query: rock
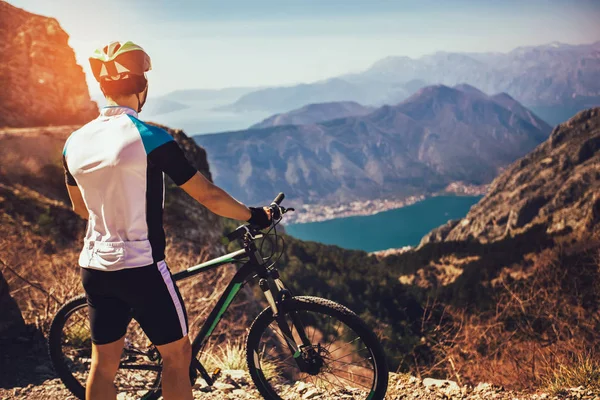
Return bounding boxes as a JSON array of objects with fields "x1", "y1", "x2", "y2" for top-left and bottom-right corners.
[
  {"x1": 302, "y1": 388, "x2": 320, "y2": 399},
  {"x1": 0, "y1": 2, "x2": 98, "y2": 128},
  {"x1": 295, "y1": 381, "x2": 308, "y2": 394},
  {"x1": 423, "y1": 378, "x2": 460, "y2": 390},
  {"x1": 213, "y1": 382, "x2": 236, "y2": 393},
  {"x1": 232, "y1": 389, "x2": 247, "y2": 397},
  {"x1": 0, "y1": 269, "x2": 26, "y2": 339},
  {"x1": 475, "y1": 382, "x2": 493, "y2": 392}
]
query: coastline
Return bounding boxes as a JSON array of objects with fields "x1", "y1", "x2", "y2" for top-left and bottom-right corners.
[{"x1": 284, "y1": 182, "x2": 488, "y2": 225}]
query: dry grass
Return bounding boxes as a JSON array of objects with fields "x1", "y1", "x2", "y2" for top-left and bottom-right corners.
[
  {"x1": 201, "y1": 335, "x2": 249, "y2": 372},
  {"x1": 544, "y1": 352, "x2": 600, "y2": 395},
  {"x1": 417, "y1": 243, "x2": 600, "y2": 391}
]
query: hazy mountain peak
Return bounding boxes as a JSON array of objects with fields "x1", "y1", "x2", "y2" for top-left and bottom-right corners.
[{"x1": 453, "y1": 83, "x2": 487, "y2": 97}]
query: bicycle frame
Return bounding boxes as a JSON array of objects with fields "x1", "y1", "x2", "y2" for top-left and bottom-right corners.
[{"x1": 170, "y1": 234, "x2": 289, "y2": 385}]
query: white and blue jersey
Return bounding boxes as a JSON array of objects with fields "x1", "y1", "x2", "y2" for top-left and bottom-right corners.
[{"x1": 63, "y1": 106, "x2": 197, "y2": 271}]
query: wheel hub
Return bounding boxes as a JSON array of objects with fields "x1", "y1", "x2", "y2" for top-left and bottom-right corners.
[{"x1": 301, "y1": 344, "x2": 328, "y2": 375}]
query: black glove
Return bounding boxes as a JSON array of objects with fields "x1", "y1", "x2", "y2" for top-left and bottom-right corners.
[{"x1": 247, "y1": 207, "x2": 271, "y2": 229}]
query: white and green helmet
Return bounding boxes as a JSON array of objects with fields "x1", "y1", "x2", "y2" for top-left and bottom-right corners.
[{"x1": 89, "y1": 41, "x2": 152, "y2": 83}]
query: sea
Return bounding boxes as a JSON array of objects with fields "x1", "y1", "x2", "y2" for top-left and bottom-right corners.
[{"x1": 284, "y1": 195, "x2": 482, "y2": 252}]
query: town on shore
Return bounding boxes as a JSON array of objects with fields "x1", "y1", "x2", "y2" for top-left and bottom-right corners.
[{"x1": 284, "y1": 182, "x2": 488, "y2": 225}]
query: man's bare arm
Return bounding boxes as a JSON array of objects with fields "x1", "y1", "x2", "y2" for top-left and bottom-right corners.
[
  {"x1": 180, "y1": 172, "x2": 252, "y2": 221},
  {"x1": 66, "y1": 185, "x2": 89, "y2": 219}
]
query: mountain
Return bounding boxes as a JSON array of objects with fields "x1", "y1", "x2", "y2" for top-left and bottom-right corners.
[
  {"x1": 219, "y1": 42, "x2": 600, "y2": 124},
  {"x1": 0, "y1": 2, "x2": 98, "y2": 127},
  {"x1": 250, "y1": 101, "x2": 374, "y2": 129},
  {"x1": 194, "y1": 84, "x2": 552, "y2": 205},
  {"x1": 222, "y1": 78, "x2": 425, "y2": 114},
  {"x1": 222, "y1": 78, "x2": 367, "y2": 113},
  {"x1": 421, "y1": 107, "x2": 600, "y2": 245}
]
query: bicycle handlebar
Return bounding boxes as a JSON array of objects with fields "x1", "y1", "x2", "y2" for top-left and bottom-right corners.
[
  {"x1": 226, "y1": 192, "x2": 293, "y2": 243},
  {"x1": 272, "y1": 192, "x2": 285, "y2": 206}
]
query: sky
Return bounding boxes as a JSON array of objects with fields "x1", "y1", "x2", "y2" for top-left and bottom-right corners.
[{"x1": 8, "y1": 0, "x2": 600, "y2": 96}]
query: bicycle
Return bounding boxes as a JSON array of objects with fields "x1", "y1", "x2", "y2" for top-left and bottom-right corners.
[{"x1": 48, "y1": 193, "x2": 389, "y2": 399}]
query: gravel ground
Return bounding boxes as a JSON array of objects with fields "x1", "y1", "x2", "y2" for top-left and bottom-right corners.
[
  {"x1": 2, "y1": 370, "x2": 599, "y2": 400},
  {"x1": 0, "y1": 329, "x2": 598, "y2": 399}
]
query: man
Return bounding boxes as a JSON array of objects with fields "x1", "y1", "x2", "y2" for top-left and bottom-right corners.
[{"x1": 62, "y1": 41, "x2": 271, "y2": 400}]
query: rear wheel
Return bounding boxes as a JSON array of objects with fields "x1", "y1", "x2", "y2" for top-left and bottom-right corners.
[
  {"x1": 48, "y1": 295, "x2": 163, "y2": 400},
  {"x1": 246, "y1": 296, "x2": 388, "y2": 400}
]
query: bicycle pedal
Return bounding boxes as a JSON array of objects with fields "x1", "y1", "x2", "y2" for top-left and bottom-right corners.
[{"x1": 211, "y1": 367, "x2": 222, "y2": 380}]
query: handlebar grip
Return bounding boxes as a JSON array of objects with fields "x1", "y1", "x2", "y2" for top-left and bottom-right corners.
[{"x1": 272, "y1": 192, "x2": 285, "y2": 205}]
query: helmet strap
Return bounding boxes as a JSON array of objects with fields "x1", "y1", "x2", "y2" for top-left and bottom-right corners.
[{"x1": 136, "y1": 84, "x2": 149, "y2": 113}]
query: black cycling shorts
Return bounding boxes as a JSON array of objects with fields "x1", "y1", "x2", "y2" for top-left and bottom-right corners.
[{"x1": 81, "y1": 261, "x2": 188, "y2": 346}]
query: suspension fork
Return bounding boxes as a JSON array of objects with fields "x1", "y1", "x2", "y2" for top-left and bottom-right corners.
[
  {"x1": 259, "y1": 271, "x2": 312, "y2": 371},
  {"x1": 272, "y1": 269, "x2": 312, "y2": 348}
]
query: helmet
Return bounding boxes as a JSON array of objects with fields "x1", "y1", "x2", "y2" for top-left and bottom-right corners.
[{"x1": 89, "y1": 41, "x2": 151, "y2": 96}]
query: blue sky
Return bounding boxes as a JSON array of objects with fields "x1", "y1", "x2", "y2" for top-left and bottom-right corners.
[{"x1": 9, "y1": 0, "x2": 600, "y2": 96}]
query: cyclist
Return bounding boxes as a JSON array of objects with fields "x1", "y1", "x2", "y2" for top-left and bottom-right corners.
[{"x1": 62, "y1": 41, "x2": 271, "y2": 400}]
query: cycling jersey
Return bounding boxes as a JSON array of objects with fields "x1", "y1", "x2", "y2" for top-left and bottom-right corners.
[{"x1": 62, "y1": 106, "x2": 197, "y2": 271}]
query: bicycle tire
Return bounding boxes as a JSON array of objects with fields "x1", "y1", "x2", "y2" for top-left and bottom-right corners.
[
  {"x1": 246, "y1": 296, "x2": 388, "y2": 400},
  {"x1": 48, "y1": 295, "x2": 163, "y2": 400}
]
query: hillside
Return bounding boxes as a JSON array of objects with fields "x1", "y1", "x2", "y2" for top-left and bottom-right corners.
[
  {"x1": 0, "y1": 2, "x2": 98, "y2": 127},
  {"x1": 219, "y1": 42, "x2": 600, "y2": 124},
  {"x1": 421, "y1": 107, "x2": 600, "y2": 244},
  {"x1": 264, "y1": 108, "x2": 600, "y2": 391},
  {"x1": 250, "y1": 101, "x2": 374, "y2": 129},
  {"x1": 195, "y1": 84, "x2": 551, "y2": 206}
]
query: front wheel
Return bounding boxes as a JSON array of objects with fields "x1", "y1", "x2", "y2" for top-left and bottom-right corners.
[{"x1": 246, "y1": 296, "x2": 388, "y2": 400}]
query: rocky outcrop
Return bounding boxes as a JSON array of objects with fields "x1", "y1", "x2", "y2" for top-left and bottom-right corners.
[
  {"x1": 0, "y1": 270, "x2": 26, "y2": 339},
  {"x1": 0, "y1": 2, "x2": 98, "y2": 127},
  {"x1": 421, "y1": 108, "x2": 600, "y2": 245}
]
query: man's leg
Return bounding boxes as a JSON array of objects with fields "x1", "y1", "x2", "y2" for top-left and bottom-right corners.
[
  {"x1": 86, "y1": 335, "x2": 126, "y2": 400},
  {"x1": 156, "y1": 335, "x2": 193, "y2": 400}
]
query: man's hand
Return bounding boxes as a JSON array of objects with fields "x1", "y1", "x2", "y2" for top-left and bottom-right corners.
[{"x1": 247, "y1": 206, "x2": 272, "y2": 229}]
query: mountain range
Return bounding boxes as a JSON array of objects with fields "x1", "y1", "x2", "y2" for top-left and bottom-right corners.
[
  {"x1": 194, "y1": 84, "x2": 551, "y2": 206},
  {"x1": 219, "y1": 42, "x2": 600, "y2": 126}
]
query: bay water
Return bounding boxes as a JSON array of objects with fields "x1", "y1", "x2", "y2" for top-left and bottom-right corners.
[{"x1": 285, "y1": 195, "x2": 482, "y2": 252}]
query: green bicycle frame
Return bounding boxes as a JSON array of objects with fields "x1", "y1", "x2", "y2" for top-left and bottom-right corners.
[{"x1": 170, "y1": 241, "x2": 281, "y2": 384}]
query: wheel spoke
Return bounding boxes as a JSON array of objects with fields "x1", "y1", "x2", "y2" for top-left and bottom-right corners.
[
  {"x1": 249, "y1": 301, "x2": 383, "y2": 399},
  {"x1": 327, "y1": 336, "x2": 362, "y2": 355}
]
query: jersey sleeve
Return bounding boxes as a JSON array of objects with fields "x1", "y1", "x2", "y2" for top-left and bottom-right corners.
[
  {"x1": 63, "y1": 154, "x2": 78, "y2": 186},
  {"x1": 130, "y1": 116, "x2": 197, "y2": 185},
  {"x1": 148, "y1": 141, "x2": 197, "y2": 185}
]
